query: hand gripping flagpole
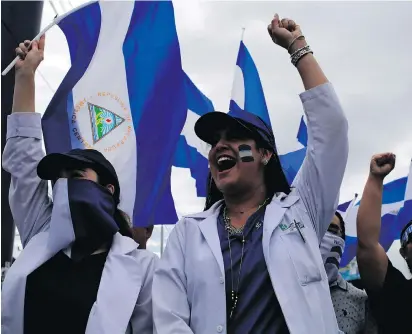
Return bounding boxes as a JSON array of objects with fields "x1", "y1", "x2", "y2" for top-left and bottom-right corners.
[{"x1": 1, "y1": 1, "x2": 96, "y2": 76}]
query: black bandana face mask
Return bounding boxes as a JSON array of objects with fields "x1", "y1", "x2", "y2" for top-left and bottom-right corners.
[{"x1": 48, "y1": 178, "x2": 119, "y2": 261}]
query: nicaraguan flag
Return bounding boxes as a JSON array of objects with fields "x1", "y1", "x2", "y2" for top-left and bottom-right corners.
[
  {"x1": 173, "y1": 73, "x2": 214, "y2": 197},
  {"x1": 339, "y1": 176, "x2": 407, "y2": 280},
  {"x1": 42, "y1": 1, "x2": 187, "y2": 227}
]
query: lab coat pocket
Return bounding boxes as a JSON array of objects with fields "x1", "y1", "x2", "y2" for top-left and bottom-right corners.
[{"x1": 280, "y1": 230, "x2": 322, "y2": 285}]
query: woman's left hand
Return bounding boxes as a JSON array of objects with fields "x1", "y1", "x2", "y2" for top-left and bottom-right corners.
[{"x1": 267, "y1": 13, "x2": 305, "y2": 53}]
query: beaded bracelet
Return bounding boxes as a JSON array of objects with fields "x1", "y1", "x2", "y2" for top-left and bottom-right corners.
[{"x1": 290, "y1": 45, "x2": 313, "y2": 67}]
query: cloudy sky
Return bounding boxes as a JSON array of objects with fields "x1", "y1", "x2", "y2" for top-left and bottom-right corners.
[{"x1": 27, "y1": 0, "x2": 412, "y2": 263}]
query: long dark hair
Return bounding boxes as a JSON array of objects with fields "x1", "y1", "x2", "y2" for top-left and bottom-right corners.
[
  {"x1": 204, "y1": 145, "x2": 291, "y2": 211},
  {"x1": 113, "y1": 209, "x2": 134, "y2": 239},
  {"x1": 99, "y1": 173, "x2": 134, "y2": 239}
]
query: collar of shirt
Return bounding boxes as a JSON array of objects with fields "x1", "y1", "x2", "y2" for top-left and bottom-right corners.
[{"x1": 330, "y1": 273, "x2": 348, "y2": 291}]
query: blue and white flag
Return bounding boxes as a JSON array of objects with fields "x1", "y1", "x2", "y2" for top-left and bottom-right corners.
[
  {"x1": 340, "y1": 176, "x2": 408, "y2": 280},
  {"x1": 279, "y1": 116, "x2": 307, "y2": 185},
  {"x1": 42, "y1": 1, "x2": 187, "y2": 227},
  {"x1": 337, "y1": 193, "x2": 358, "y2": 220},
  {"x1": 173, "y1": 73, "x2": 214, "y2": 197},
  {"x1": 395, "y1": 160, "x2": 412, "y2": 235},
  {"x1": 337, "y1": 198, "x2": 353, "y2": 216},
  {"x1": 228, "y1": 39, "x2": 306, "y2": 184},
  {"x1": 229, "y1": 40, "x2": 271, "y2": 126}
]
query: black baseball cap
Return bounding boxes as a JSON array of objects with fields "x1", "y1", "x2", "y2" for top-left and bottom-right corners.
[
  {"x1": 195, "y1": 109, "x2": 275, "y2": 150},
  {"x1": 37, "y1": 149, "x2": 121, "y2": 203}
]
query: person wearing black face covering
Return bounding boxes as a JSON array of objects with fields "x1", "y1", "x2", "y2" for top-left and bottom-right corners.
[{"x1": 1, "y1": 36, "x2": 158, "y2": 334}]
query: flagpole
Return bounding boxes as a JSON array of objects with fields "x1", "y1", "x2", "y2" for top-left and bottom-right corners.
[
  {"x1": 160, "y1": 225, "x2": 164, "y2": 255},
  {"x1": 240, "y1": 27, "x2": 245, "y2": 42},
  {"x1": 344, "y1": 193, "x2": 358, "y2": 221},
  {"x1": 2, "y1": 0, "x2": 96, "y2": 76},
  {"x1": 49, "y1": 1, "x2": 59, "y2": 16},
  {"x1": 59, "y1": 0, "x2": 68, "y2": 13}
]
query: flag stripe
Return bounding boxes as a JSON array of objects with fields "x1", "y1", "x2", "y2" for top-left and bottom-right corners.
[
  {"x1": 123, "y1": 1, "x2": 186, "y2": 226},
  {"x1": 337, "y1": 199, "x2": 352, "y2": 213},
  {"x1": 232, "y1": 41, "x2": 271, "y2": 126},
  {"x1": 172, "y1": 73, "x2": 214, "y2": 198},
  {"x1": 42, "y1": 2, "x2": 102, "y2": 154}
]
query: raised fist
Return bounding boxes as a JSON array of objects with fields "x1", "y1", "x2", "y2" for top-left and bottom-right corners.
[
  {"x1": 267, "y1": 13, "x2": 305, "y2": 52},
  {"x1": 15, "y1": 35, "x2": 45, "y2": 74},
  {"x1": 370, "y1": 153, "x2": 396, "y2": 180}
]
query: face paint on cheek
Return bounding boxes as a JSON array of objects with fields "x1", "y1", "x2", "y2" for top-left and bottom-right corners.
[{"x1": 238, "y1": 144, "x2": 254, "y2": 162}]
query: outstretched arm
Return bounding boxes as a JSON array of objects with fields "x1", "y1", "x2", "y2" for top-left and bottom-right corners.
[
  {"x1": 2, "y1": 36, "x2": 52, "y2": 246},
  {"x1": 357, "y1": 153, "x2": 396, "y2": 290},
  {"x1": 268, "y1": 14, "x2": 348, "y2": 241}
]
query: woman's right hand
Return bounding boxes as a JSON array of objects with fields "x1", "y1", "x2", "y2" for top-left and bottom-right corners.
[{"x1": 15, "y1": 35, "x2": 45, "y2": 75}]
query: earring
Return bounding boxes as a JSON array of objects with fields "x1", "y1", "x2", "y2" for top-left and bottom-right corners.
[{"x1": 263, "y1": 159, "x2": 268, "y2": 165}]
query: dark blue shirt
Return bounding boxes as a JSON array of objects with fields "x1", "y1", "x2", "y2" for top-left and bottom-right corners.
[{"x1": 217, "y1": 207, "x2": 289, "y2": 334}]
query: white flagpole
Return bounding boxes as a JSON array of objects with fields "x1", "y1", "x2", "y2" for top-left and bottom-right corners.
[
  {"x1": 240, "y1": 27, "x2": 245, "y2": 42},
  {"x1": 160, "y1": 225, "x2": 164, "y2": 255},
  {"x1": 2, "y1": 0, "x2": 96, "y2": 76},
  {"x1": 49, "y1": 1, "x2": 60, "y2": 16},
  {"x1": 343, "y1": 193, "x2": 359, "y2": 221},
  {"x1": 59, "y1": 0, "x2": 68, "y2": 13}
]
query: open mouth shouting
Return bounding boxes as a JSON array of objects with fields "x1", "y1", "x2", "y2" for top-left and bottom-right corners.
[{"x1": 216, "y1": 154, "x2": 237, "y2": 173}]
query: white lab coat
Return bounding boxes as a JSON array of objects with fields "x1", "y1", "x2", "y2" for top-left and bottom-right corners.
[
  {"x1": 1, "y1": 112, "x2": 158, "y2": 334},
  {"x1": 152, "y1": 83, "x2": 349, "y2": 334}
]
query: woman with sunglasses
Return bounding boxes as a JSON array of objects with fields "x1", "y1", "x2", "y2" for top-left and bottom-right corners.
[{"x1": 153, "y1": 13, "x2": 348, "y2": 334}]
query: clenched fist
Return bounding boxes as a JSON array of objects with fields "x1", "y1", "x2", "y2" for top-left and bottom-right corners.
[
  {"x1": 15, "y1": 35, "x2": 45, "y2": 74},
  {"x1": 370, "y1": 153, "x2": 396, "y2": 180},
  {"x1": 267, "y1": 13, "x2": 306, "y2": 53}
]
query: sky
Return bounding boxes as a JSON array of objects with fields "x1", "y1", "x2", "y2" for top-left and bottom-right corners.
[{"x1": 12, "y1": 0, "x2": 411, "y2": 273}]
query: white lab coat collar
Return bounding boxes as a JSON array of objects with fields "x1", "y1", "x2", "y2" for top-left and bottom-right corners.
[
  {"x1": 183, "y1": 193, "x2": 300, "y2": 276},
  {"x1": 184, "y1": 192, "x2": 299, "y2": 220}
]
